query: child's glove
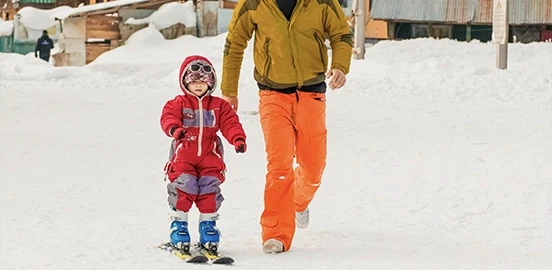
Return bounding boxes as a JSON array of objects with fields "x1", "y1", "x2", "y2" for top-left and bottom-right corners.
[
  {"x1": 234, "y1": 139, "x2": 246, "y2": 153},
  {"x1": 169, "y1": 127, "x2": 186, "y2": 140}
]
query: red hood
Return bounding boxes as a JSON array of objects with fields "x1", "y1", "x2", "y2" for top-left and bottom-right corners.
[{"x1": 178, "y1": 55, "x2": 217, "y2": 97}]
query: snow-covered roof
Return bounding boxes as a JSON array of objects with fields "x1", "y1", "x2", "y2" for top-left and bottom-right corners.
[
  {"x1": 12, "y1": 0, "x2": 192, "y2": 33},
  {"x1": 17, "y1": 6, "x2": 72, "y2": 30},
  {"x1": 125, "y1": 1, "x2": 196, "y2": 29},
  {"x1": 0, "y1": 20, "x2": 14, "y2": 37},
  {"x1": 52, "y1": 0, "x2": 148, "y2": 20}
]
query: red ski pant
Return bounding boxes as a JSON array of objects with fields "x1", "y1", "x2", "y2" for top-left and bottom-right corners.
[
  {"x1": 258, "y1": 90, "x2": 327, "y2": 251},
  {"x1": 166, "y1": 144, "x2": 226, "y2": 213}
]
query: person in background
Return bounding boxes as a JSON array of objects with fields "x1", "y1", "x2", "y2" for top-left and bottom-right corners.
[{"x1": 35, "y1": 30, "x2": 54, "y2": 62}]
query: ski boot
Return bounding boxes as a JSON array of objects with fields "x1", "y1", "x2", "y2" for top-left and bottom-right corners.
[
  {"x1": 198, "y1": 212, "x2": 220, "y2": 252},
  {"x1": 169, "y1": 208, "x2": 191, "y2": 253}
]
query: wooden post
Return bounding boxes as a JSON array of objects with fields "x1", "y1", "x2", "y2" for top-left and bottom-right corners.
[
  {"x1": 492, "y1": 0, "x2": 508, "y2": 69},
  {"x1": 466, "y1": 24, "x2": 471, "y2": 41},
  {"x1": 353, "y1": 0, "x2": 365, "y2": 59},
  {"x1": 387, "y1": 22, "x2": 395, "y2": 40},
  {"x1": 196, "y1": 0, "x2": 218, "y2": 37}
]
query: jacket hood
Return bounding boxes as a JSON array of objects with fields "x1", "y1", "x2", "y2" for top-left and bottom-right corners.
[{"x1": 178, "y1": 55, "x2": 217, "y2": 97}]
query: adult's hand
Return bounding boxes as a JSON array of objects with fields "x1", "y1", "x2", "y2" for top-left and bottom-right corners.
[
  {"x1": 327, "y1": 68, "x2": 346, "y2": 90},
  {"x1": 222, "y1": 95, "x2": 239, "y2": 112}
]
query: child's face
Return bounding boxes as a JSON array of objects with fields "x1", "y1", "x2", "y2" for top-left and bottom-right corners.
[{"x1": 188, "y1": 81, "x2": 209, "y2": 97}]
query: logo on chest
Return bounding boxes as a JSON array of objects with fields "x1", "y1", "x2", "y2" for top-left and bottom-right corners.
[
  {"x1": 182, "y1": 108, "x2": 196, "y2": 120},
  {"x1": 181, "y1": 108, "x2": 217, "y2": 128}
]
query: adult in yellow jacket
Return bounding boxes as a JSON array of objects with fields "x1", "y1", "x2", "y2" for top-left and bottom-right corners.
[{"x1": 221, "y1": 0, "x2": 353, "y2": 253}]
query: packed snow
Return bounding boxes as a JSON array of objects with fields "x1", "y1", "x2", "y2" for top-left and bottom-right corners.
[
  {"x1": 0, "y1": 20, "x2": 13, "y2": 36},
  {"x1": 121, "y1": 24, "x2": 168, "y2": 47},
  {"x1": 125, "y1": 1, "x2": 197, "y2": 29},
  {"x1": 0, "y1": 30, "x2": 551, "y2": 270}
]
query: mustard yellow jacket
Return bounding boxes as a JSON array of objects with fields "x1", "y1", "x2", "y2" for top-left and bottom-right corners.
[{"x1": 221, "y1": 0, "x2": 353, "y2": 96}]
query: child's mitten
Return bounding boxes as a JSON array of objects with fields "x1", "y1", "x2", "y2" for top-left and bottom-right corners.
[
  {"x1": 234, "y1": 139, "x2": 246, "y2": 153},
  {"x1": 169, "y1": 127, "x2": 186, "y2": 140}
]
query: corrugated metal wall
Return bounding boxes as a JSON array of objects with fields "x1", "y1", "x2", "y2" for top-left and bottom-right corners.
[
  {"x1": 445, "y1": 0, "x2": 475, "y2": 23},
  {"x1": 370, "y1": 0, "x2": 448, "y2": 22},
  {"x1": 371, "y1": 0, "x2": 552, "y2": 25},
  {"x1": 473, "y1": 0, "x2": 493, "y2": 23},
  {"x1": 507, "y1": 0, "x2": 552, "y2": 24}
]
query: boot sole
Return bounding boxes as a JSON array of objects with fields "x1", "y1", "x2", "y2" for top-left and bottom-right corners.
[{"x1": 262, "y1": 240, "x2": 283, "y2": 254}]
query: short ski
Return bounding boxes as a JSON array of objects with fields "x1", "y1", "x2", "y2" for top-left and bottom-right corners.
[
  {"x1": 157, "y1": 242, "x2": 208, "y2": 264},
  {"x1": 194, "y1": 243, "x2": 235, "y2": 265}
]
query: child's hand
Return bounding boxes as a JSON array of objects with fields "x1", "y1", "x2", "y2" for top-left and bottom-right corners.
[
  {"x1": 234, "y1": 139, "x2": 246, "y2": 153},
  {"x1": 169, "y1": 127, "x2": 186, "y2": 140}
]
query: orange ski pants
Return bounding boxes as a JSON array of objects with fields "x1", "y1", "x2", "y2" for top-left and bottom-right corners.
[{"x1": 258, "y1": 90, "x2": 327, "y2": 251}]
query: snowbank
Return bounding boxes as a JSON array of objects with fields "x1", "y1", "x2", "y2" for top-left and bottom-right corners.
[
  {"x1": 89, "y1": 27, "x2": 227, "y2": 69},
  {"x1": 125, "y1": 1, "x2": 196, "y2": 30},
  {"x1": 0, "y1": 53, "x2": 54, "y2": 80},
  {"x1": 17, "y1": 6, "x2": 72, "y2": 30},
  {"x1": 0, "y1": 52, "x2": 93, "y2": 81},
  {"x1": 87, "y1": 25, "x2": 175, "y2": 68},
  {"x1": 86, "y1": 27, "x2": 228, "y2": 83},
  {"x1": 0, "y1": 20, "x2": 13, "y2": 37},
  {"x1": 124, "y1": 24, "x2": 166, "y2": 46}
]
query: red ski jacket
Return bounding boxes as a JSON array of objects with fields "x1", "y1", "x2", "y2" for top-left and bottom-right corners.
[{"x1": 160, "y1": 56, "x2": 246, "y2": 161}]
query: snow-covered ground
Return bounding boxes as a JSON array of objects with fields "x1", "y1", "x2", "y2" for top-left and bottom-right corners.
[{"x1": 1, "y1": 32, "x2": 551, "y2": 269}]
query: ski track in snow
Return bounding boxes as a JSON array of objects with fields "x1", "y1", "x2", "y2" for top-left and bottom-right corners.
[{"x1": 1, "y1": 36, "x2": 551, "y2": 269}]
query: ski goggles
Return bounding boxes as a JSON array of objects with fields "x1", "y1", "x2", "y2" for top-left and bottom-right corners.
[{"x1": 189, "y1": 61, "x2": 213, "y2": 73}]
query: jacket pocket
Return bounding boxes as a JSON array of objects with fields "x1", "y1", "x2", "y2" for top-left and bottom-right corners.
[
  {"x1": 260, "y1": 218, "x2": 278, "y2": 228},
  {"x1": 313, "y1": 32, "x2": 328, "y2": 72},
  {"x1": 262, "y1": 38, "x2": 272, "y2": 82},
  {"x1": 167, "y1": 161, "x2": 186, "y2": 182}
]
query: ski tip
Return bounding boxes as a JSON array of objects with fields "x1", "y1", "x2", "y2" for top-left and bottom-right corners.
[
  {"x1": 213, "y1": 257, "x2": 235, "y2": 265},
  {"x1": 187, "y1": 256, "x2": 209, "y2": 264}
]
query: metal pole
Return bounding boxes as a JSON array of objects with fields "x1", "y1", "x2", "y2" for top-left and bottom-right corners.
[{"x1": 353, "y1": 0, "x2": 365, "y2": 59}]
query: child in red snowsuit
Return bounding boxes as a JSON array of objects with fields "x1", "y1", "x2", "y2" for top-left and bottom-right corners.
[{"x1": 160, "y1": 55, "x2": 247, "y2": 252}]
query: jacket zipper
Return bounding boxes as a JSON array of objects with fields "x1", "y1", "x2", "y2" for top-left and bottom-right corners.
[{"x1": 197, "y1": 98, "x2": 204, "y2": 156}]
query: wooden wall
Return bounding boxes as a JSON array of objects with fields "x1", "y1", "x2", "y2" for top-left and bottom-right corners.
[
  {"x1": 86, "y1": 43, "x2": 111, "y2": 64},
  {"x1": 86, "y1": 15, "x2": 121, "y2": 40},
  {"x1": 54, "y1": 14, "x2": 123, "y2": 66},
  {"x1": 85, "y1": 15, "x2": 122, "y2": 64}
]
